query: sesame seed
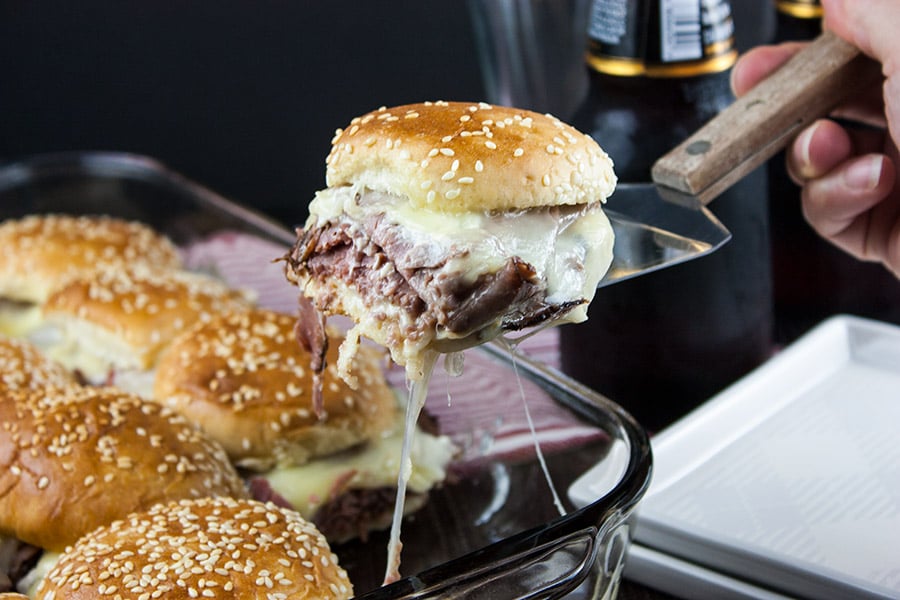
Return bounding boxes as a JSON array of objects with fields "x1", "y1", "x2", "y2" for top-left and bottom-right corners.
[
  {"x1": 485, "y1": 141, "x2": 497, "y2": 150},
  {"x1": 439, "y1": 148, "x2": 455, "y2": 156},
  {"x1": 513, "y1": 148, "x2": 524, "y2": 157}
]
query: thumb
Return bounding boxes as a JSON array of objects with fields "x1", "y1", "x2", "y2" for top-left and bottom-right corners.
[
  {"x1": 822, "y1": 0, "x2": 900, "y2": 72},
  {"x1": 823, "y1": 0, "x2": 900, "y2": 156}
]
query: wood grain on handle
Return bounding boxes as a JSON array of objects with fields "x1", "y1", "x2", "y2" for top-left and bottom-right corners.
[{"x1": 651, "y1": 31, "x2": 882, "y2": 205}]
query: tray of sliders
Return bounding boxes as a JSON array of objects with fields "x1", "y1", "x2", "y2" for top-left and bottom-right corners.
[{"x1": 0, "y1": 103, "x2": 650, "y2": 600}]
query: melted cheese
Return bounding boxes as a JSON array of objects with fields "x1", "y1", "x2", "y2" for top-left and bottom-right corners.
[
  {"x1": 260, "y1": 411, "x2": 455, "y2": 520},
  {"x1": 383, "y1": 351, "x2": 437, "y2": 585},
  {"x1": 308, "y1": 185, "x2": 614, "y2": 327},
  {"x1": 38, "y1": 317, "x2": 143, "y2": 380},
  {"x1": 18, "y1": 550, "x2": 60, "y2": 596},
  {"x1": 0, "y1": 300, "x2": 43, "y2": 338}
]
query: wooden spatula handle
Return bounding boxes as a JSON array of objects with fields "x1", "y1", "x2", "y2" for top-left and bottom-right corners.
[{"x1": 652, "y1": 31, "x2": 883, "y2": 205}]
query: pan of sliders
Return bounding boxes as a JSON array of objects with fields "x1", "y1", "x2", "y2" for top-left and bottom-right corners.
[{"x1": 0, "y1": 151, "x2": 651, "y2": 599}]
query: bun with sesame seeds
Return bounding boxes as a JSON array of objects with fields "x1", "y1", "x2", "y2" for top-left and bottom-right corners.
[
  {"x1": 0, "y1": 336, "x2": 75, "y2": 396},
  {"x1": 0, "y1": 214, "x2": 184, "y2": 340},
  {"x1": 34, "y1": 497, "x2": 354, "y2": 600},
  {"x1": 0, "y1": 214, "x2": 182, "y2": 306},
  {"x1": 153, "y1": 308, "x2": 398, "y2": 470},
  {"x1": 153, "y1": 307, "x2": 457, "y2": 544},
  {"x1": 326, "y1": 101, "x2": 615, "y2": 213},
  {"x1": 286, "y1": 101, "x2": 616, "y2": 379},
  {"x1": 38, "y1": 266, "x2": 255, "y2": 395},
  {"x1": 0, "y1": 385, "x2": 249, "y2": 554}
]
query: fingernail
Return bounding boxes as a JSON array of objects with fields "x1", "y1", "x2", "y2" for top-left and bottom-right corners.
[
  {"x1": 729, "y1": 59, "x2": 744, "y2": 96},
  {"x1": 844, "y1": 155, "x2": 884, "y2": 191},
  {"x1": 795, "y1": 122, "x2": 819, "y2": 176}
]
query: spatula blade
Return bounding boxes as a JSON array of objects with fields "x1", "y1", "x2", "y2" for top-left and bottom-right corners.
[{"x1": 600, "y1": 183, "x2": 731, "y2": 286}]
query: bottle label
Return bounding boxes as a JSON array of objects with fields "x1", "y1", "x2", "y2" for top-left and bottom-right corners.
[
  {"x1": 587, "y1": 0, "x2": 737, "y2": 77},
  {"x1": 775, "y1": 0, "x2": 823, "y2": 19}
]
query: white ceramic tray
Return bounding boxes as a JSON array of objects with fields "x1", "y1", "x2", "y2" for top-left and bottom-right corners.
[{"x1": 603, "y1": 315, "x2": 900, "y2": 599}]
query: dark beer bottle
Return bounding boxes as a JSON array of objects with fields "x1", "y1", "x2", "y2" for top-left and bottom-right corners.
[
  {"x1": 774, "y1": 0, "x2": 822, "y2": 40},
  {"x1": 768, "y1": 0, "x2": 900, "y2": 344},
  {"x1": 560, "y1": 0, "x2": 774, "y2": 431}
]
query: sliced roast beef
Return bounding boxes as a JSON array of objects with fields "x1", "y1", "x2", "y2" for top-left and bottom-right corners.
[
  {"x1": 0, "y1": 537, "x2": 41, "y2": 593},
  {"x1": 313, "y1": 486, "x2": 427, "y2": 544},
  {"x1": 286, "y1": 198, "x2": 579, "y2": 343}
]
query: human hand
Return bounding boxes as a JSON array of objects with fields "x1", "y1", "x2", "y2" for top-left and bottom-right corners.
[{"x1": 731, "y1": 0, "x2": 900, "y2": 277}]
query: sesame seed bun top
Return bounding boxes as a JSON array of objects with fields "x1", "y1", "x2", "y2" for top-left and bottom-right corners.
[
  {"x1": 36, "y1": 497, "x2": 354, "y2": 600},
  {"x1": 154, "y1": 308, "x2": 397, "y2": 470},
  {"x1": 0, "y1": 386, "x2": 248, "y2": 552},
  {"x1": 42, "y1": 266, "x2": 255, "y2": 373},
  {"x1": 0, "y1": 336, "x2": 74, "y2": 396},
  {"x1": 0, "y1": 214, "x2": 182, "y2": 303},
  {"x1": 325, "y1": 101, "x2": 616, "y2": 213}
]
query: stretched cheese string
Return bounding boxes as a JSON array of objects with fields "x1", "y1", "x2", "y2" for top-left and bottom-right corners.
[
  {"x1": 382, "y1": 350, "x2": 439, "y2": 585},
  {"x1": 382, "y1": 323, "x2": 570, "y2": 584},
  {"x1": 500, "y1": 336, "x2": 566, "y2": 516}
]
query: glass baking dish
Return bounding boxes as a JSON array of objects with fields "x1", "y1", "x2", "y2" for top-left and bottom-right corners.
[{"x1": 0, "y1": 151, "x2": 652, "y2": 599}]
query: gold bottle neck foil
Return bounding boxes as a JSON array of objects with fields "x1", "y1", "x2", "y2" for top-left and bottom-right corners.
[
  {"x1": 587, "y1": 47, "x2": 737, "y2": 78},
  {"x1": 775, "y1": 0, "x2": 824, "y2": 19}
]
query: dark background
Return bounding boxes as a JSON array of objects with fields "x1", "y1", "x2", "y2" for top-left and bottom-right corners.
[
  {"x1": 0, "y1": 1, "x2": 487, "y2": 229},
  {"x1": 0, "y1": 1, "x2": 774, "y2": 230}
]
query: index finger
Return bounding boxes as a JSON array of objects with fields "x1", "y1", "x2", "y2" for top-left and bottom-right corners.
[{"x1": 730, "y1": 43, "x2": 806, "y2": 98}]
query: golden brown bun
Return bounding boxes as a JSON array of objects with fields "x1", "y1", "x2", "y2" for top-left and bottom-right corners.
[
  {"x1": 0, "y1": 214, "x2": 182, "y2": 303},
  {"x1": 154, "y1": 308, "x2": 397, "y2": 470},
  {"x1": 0, "y1": 386, "x2": 248, "y2": 552},
  {"x1": 0, "y1": 336, "x2": 74, "y2": 395},
  {"x1": 41, "y1": 267, "x2": 254, "y2": 373},
  {"x1": 36, "y1": 497, "x2": 354, "y2": 600},
  {"x1": 326, "y1": 101, "x2": 616, "y2": 212}
]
